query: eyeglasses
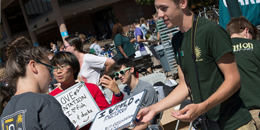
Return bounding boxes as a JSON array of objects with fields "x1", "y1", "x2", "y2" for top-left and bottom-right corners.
[
  {"x1": 27, "y1": 61, "x2": 53, "y2": 75},
  {"x1": 240, "y1": 27, "x2": 255, "y2": 39},
  {"x1": 52, "y1": 64, "x2": 69, "y2": 72},
  {"x1": 114, "y1": 67, "x2": 131, "y2": 77},
  {"x1": 64, "y1": 44, "x2": 71, "y2": 49}
]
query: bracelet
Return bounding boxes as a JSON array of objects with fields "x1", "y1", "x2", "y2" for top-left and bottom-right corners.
[{"x1": 114, "y1": 91, "x2": 123, "y2": 97}]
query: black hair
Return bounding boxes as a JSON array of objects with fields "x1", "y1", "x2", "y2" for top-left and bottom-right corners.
[
  {"x1": 114, "y1": 58, "x2": 137, "y2": 77},
  {"x1": 51, "y1": 52, "x2": 80, "y2": 80}
]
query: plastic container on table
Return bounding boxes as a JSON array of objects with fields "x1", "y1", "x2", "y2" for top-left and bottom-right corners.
[{"x1": 154, "y1": 44, "x2": 171, "y2": 72}]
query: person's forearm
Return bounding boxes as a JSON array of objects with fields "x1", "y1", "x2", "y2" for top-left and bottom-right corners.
[
  {"x1": 130, "y1": 38, "x2": 135, "y2": 43},
  {"x1": 150, "y1": 83, "x2": 189, "y2": 114},
  {"x1": 104, "y1": 59, "x2": 115, "y2": 75},
  {"x1": 144, "y1": 25, "x2": 149, "y2": 30},
  {"x1": 118, "y1": 46, "x2": 127, "y2": 58},
  {"x1": 199, "y1": 77, "x2": 240, "y2": 113},
  {"x1": 133, "y1": 122, "x2": 151, "y2": 130},
  {"x1": 104, "y1": 64, "x2": 113, "y2": 75},
  {"x1": 137, "y1": 38, "x2": 147, "y2": 43}
]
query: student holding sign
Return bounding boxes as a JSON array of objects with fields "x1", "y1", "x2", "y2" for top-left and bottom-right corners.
[
  {"x1": 0, "y1": 36, "x2": 75, "y2": 130},
  {"x1": 49, "y1": 52, "x2": 123, "y2": 129},
  {"x1": 100, "y1": 58, "x2": 158, "y2": 130}
]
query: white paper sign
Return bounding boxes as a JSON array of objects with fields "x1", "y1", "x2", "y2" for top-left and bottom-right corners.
[
  {"x1": 90, "y1": 90, "x2": 147, "y2": 130},
  {"x1": 54, "y1": 82, "x2": 100, "y2": 128}
]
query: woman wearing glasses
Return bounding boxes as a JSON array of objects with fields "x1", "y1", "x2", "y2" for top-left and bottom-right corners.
[
  {"x1": 0, "y1": 36, "x2": 75, "y2": 130},
  {"x1": 63, "y1": 35, "x2": 115, "y2": 85},
  {"x1": 49, "y1": 52, "x2": 123, "y2": 130}
]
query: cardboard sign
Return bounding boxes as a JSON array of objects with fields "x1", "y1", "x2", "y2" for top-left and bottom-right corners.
[
  {"x1": 54, "y1": 82, "x2": 100, "y2": 128},
  {"x1": 90, "y1": 90, "x2": 147, "y2": 130}
]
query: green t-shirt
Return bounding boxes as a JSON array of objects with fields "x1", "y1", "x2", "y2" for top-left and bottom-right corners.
[
  {"x1": 114, "y1": 34, "x2": 135, "y2": 58},
  {"x1": 231, "y1": 37, "x2": 260, "y2": 110},
  {"x1": 172, "y1": 18, "x2": 251, "y2": 130}
]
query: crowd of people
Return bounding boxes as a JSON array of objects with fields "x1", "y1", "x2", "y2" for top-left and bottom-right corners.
[{"x1": 1, "y1": 0, "x2": 260, "y2": 129}]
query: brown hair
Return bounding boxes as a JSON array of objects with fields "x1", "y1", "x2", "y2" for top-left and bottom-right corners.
[
  {"x1": 0, "y1": 68, "x2": 7, "y2": 79},
  {"x1": 171, "y1": 0, "x2": 192, "y2": 10},
  {"x1": 90, "y1": 37, "x2": 97, "y2": 43},
  {"x1": 1, "y1": 86, "x2": 14, "y2": 115},
  {"x1": 140, "y1": 17, "x2": 145, "y2": 24},
  {"x1": 114, "y1": 58, "x2": 137, "y2": 78},
  {"x1": 57, "y1": 41, "x2": 64, "y2": 49},
  {"x1": 65, "y1": 35, "x2": 83, "y2": 52},
  {"x1": 111, "y1": 23, "x2": 124, "y2": 40},
  {"x1": 226, "y1": 16, "x2": 258, "y2": 40},
  {"x1": 47, "y1": 50, "x2": 55, "y2": 57},
  {"x1": 5, "y1": 36, "x2": 47, "y2": 87},
  {"x1": 79, "y1": 34, "x2": 86, "y2": 40}
]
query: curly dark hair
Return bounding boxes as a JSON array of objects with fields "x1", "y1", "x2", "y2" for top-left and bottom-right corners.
[{"x1": 111, "y1": 23, "x2": 124, "y2": 40}]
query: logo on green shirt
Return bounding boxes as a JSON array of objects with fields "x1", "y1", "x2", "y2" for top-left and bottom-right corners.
[
  {"x1": 233, "y1": 42, "x2": 253, "y2": 52},
  {"x1": 195, "y1": 46, "x2": 203, "y2": 61}
]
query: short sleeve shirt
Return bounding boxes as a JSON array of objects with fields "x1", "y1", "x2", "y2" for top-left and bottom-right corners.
[
  {"x1": 172, "y1": 17, "x2": 251, "y2": 129},
  {"x1": 78, "y1": 54, "x2": 107, "y2": 85},
  {"x1": 122, "y1": 80, "x2": 158, "y2": 124},
  {"x1": 90, "y1": 43, "x2": 103, "y2": 56},
  {"x1": 122, "y1": 80, "x2": 157, "y2": 108},
  {"x1": 134, "y1": 27, "x2": 146, "y2": 51},
  {"x1": 0, "y1": 92, "x2": 75, "y2": 130},
  {"x1": 231, "y1": 38, "x2": 260, "y2": 109},
  {"x1": 114, "y1": 34, "x2": 135, "y2": 58}
]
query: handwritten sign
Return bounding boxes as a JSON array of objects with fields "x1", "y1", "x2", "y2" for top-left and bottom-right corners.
[
  {"x1": 54, "y1": 82, "x2": 100, "y2": 128},
  {"x1": 90, "y1": 90, "x2": 147, "y2": 130}
]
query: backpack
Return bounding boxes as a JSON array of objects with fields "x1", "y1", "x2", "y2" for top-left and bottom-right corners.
[{"x1": 89, "y1": 44, "x2": 97, "y2": 54}]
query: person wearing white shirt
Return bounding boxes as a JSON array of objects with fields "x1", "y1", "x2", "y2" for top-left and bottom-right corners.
[{"x1": 64, "y1": 35, "x2": 115, "y2": 85}]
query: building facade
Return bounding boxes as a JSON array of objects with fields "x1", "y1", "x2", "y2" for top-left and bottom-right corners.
[{"x1": 0, "y1": 0, "x2": 156, "y2": 66}]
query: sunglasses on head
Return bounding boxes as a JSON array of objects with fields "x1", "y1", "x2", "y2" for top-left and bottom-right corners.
[
  {"x1": 240, "y1": 27, "x2": 255, "y2": 38},
  {"x1": 114, "y1": 67, "x2": 131, "y2": 77}
]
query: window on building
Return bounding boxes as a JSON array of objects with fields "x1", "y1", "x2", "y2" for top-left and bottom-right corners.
[
  {"x1": 22, "y1": 0, "x2": 53, "y2": 22},
  {"x1": 4, "y1": 6, "x2": 27, "y2": 34},
  {"x1": 58, "y1": 0, "x2": 89, "y2": 6}
]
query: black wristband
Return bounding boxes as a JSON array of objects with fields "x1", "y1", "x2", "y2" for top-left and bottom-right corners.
[{"x1": 114, "y1": 91, "x2": 123, "y2": 97}]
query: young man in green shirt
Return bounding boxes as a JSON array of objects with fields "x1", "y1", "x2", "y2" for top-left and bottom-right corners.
[
  {"x1": 226, "y1": 16, "x2": 260, "y2": 129},
  {"x1": 136, "y1": 0, "x2": 256, "y2": 129}
]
